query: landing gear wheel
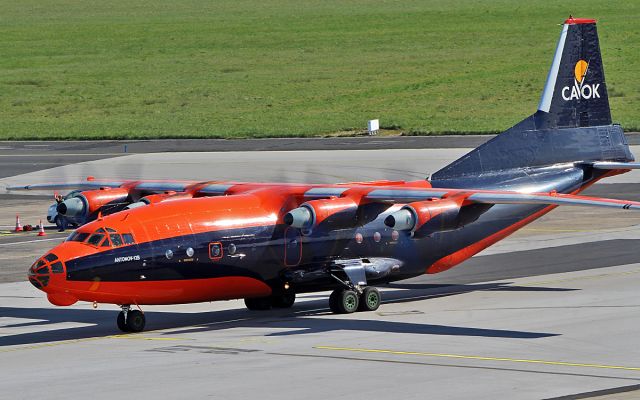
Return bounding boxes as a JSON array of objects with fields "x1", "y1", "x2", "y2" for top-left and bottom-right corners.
[
  {"x1": 329, "y1": 290, "x2": 341, "y2": 313},
  {"x1": 244, "y1": 297, "x2": 272, "y2": 311},
  {"x1": 329, "y1": 289, "x2": 359, "y2": 314},
  {"x1": 117, "y1": 311, "x2": 130, "y2": 332},
  {"x1": 358, "y1": 287, "x2": 381, "y2": 312},
  {"x1": 126, "y1": 310, "x2": 146, "y2": 332},
  {"x1": 271, "y1": 291, "x2": 296, "y2": 308}
]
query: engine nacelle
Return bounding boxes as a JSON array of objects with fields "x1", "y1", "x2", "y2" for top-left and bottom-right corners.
[
  {"x1": 57, "y1": 187, "x2": 130, "y2": 218},
  {"x1": 385, "y1": 197, "x2": 484, "y2": 236},
  {"x1": 125, "y1": 192, "x2": 193, "y2": 209},
  {"x1": 284, "y1": 197, "x2": 359, "y2": 231}
]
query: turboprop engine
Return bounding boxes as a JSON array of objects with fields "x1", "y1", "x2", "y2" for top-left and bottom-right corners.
[
  {"x1": 284, "y1": 197, "x2": 359, "y2": 231},
  {"x1": 384, "y1": 197, "x2": 489, "y2": 236},
  {"x1": 57, "y1": 187, "x2": 130, "y2": 219}
]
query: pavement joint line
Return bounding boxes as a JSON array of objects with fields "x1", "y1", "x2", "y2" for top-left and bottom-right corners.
[
  {"x1": 521, "y1": 227, "x2": 639, "y2": 233},
  {"x1": 314, "y1": 346, "x2": 640, "y2": 372},
  {"x1": 521, "y1": 268, "x2": 640, "y2": 287},
  {"x1": 0, "y1": 336, "x2": 104, "y2": 353},
  {"x1": 107, "y1": 334, "x2": 181, "y2": 341},
  {"x1": 0, "y1": 333, "x2": 184, "y2": 353}
]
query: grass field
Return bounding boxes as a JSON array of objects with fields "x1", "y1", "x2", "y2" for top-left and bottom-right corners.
[{"x1": 1, "y1": 0, "x2": 639, "y2": 139}]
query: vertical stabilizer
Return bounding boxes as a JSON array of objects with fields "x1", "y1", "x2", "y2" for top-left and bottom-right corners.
[{"x1": 535, "y1": 17, "x2": 611, "y2": 129}]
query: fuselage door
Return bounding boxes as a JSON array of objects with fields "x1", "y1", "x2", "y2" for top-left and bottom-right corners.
[{"x1": 284, "y1": 227, "x2": 302, "y2": 266}]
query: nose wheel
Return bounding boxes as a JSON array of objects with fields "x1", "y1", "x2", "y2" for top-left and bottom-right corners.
[{"x1": 117, "y1": 305, "x2": 146, "y2": 333}]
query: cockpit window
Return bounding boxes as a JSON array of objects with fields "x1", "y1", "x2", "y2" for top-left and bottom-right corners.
[
  {"x1": 50, "y1": 261, "x2": 63, "y2": 273},
  {"x1": 70, "y1": 232, "x2": 90, "y2": 242},
  {"x1": 69, "y1": 227, "x2": 136, "y2": 247},
  {"x1": 44, "y1": 253, "x2": 58, "y2": 262},
  {"x1": 87, "y1": 233, "x2": 105, "y2": 246},
  {"x1": 110, "y1": 234, "x2": 123, "y2": 247},
  {"x1": 122, "y1": 233, "x2": 135, "y2": 245}
]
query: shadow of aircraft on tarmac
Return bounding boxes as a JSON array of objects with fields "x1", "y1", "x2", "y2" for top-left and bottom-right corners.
[{"x1": 0, "y1": 282, "x2": 572, "y2": 347}]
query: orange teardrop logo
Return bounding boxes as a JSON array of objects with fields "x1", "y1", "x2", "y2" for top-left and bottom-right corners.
[{"x1": 574, "y1": 60, "x2": 588, "y2": 83}]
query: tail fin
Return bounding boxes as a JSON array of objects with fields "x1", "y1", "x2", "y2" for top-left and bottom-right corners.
[
  {"x1": 535, "y1": 17, "x2": 610, "y2": 129},
  {"x1": 432, "y1": 17, "x2": 633, "y2": 182}
]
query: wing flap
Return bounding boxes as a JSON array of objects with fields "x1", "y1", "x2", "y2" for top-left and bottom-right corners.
[{"x1": 364, "y1": 189, "x2": 446, "y2": 202}]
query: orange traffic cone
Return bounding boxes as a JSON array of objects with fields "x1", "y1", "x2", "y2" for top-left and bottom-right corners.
[
  {"x1": 37, "y1": 220, "x2": 46, "y2": 237},
  {"x1": 14, "y1": 214, "x2": 23, "y2": 232}
]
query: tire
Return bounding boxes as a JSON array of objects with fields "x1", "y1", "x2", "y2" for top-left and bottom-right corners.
[
  {"x1": 271, "y1": 291, "x2": 296, "y2": 308},
  {"x1": 244, "y1": 297, "x2": 272, "y2": 311},
  {"x1": 334, "y1": 290, "x2": 359, "y2": 314},
  {"x1": 116, "y1": 311, "x2": 130, "y2": 332},
  {"x1": 358, "y1": 287, "x2": 381, "y2": 312},
  {"x1": 329, "y1": 290, "x2": 342, "y2": 313},
  {"x1": 126, "y1": 310, "x2": 146, "y2": 332}
]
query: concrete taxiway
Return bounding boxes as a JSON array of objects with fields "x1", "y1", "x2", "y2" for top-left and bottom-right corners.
[{"x1": 1, "y1": 138, "x2": 640, "y2": 399}]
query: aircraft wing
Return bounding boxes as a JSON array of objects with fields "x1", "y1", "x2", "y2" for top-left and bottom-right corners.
[
  {"x1": 6, "y1": 181, "x2": 128, "y2": 191},
  {"x1": 6, "y1": 179, "x2": 207, "y2": 193},
  {"x1": 466, "y1": 192, "x2": 640, "y2": 210},
  {"x1": 9, "y1": 177, "x2": 640, "y2": 211},
  {"x1": 360, "y1": 187, "x2": 640, "y2": 210},
  {"x1": 589, "y1": 162, "x2": 640, "y2": 170}
]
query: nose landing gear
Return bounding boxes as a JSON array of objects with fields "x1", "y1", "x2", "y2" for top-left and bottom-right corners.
[{"x1": 117, "y1": 305, "x2": 146, "y2": 333}]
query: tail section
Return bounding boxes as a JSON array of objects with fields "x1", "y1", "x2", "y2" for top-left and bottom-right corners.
[
  {"x1": 432, "y1": 17, "x2": 633, "y2": 182},
  {"x1": 535, "y1": 17, "x2": 610, "y2": 129}
]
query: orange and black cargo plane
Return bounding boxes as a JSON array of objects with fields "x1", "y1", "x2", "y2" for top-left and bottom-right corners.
[{"x1": 12, "y1": 18, "x2": 640, "y2": 332}]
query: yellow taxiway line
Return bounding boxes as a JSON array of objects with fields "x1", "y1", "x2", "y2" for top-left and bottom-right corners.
[{"x1": 314, "y1": 346, "x2": 640, "y2": 372}]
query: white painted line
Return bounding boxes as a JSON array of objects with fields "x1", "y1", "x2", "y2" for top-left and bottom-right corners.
[
  {"x1": 0, "y1": 237, "x2": 64, "y2": 247},
  {"x1": 0, "y1": 153, "x2": 125, "y2": 157}
]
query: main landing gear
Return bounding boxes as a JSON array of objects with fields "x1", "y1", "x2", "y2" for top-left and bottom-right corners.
[
  {"x1": 329, "y1": 286, "x2": 381, "y2": 314},
  {"x1": 328, "y1": 263, "x2": 381, "y2": 314},
  {"x1": 117, "y1": 305, "x2": 146, "y2": 333}
]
